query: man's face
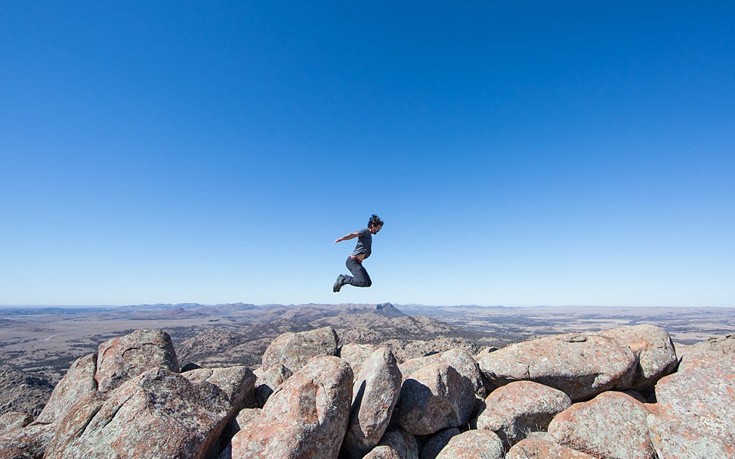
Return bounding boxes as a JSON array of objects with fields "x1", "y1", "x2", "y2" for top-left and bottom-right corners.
[{"x1": 369, "y1": 224, "x2": 382, "y2": 235}]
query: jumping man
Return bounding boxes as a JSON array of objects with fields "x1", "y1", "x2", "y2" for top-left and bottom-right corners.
[{"x1": 333, "y1": 214, "x2": 384, "y2": 292}]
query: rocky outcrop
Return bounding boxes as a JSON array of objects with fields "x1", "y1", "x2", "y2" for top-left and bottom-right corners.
[
  {"x1": 596, "y1": 324, "x2": 677, "y2": 389},
  {"x1": 548, "y1": 391, "x2": 656, "y2": 459},
  {"x1": 226, "y1": 356, "x2": 353, "y2": 458},
  {"x1": 342, "y1": 348, "x2": 402, "y2": 458},
  {"x1": 647, "y1": 349, "x2": 735, "y2": 457},
  {"x1": 506, "y1": 436, "x2": 597, "y2": 458},
  {"x1": 2, "y1": 318, "x2": 733, "y2": 459},
  {"x1": 477, "y1": 380, "x2": 571, "y2": 447},
  {"x1": 434, "y1": 430, "x2": 504, "y2": 459},
  {"x1": 363, "y1": 429, "x2": 419, "y2": 459},
  {"x1": 45, "y1": 368, "x2": 233, "y2": 459},
  {"x1": 95, "y1": 329, "x2": 179, "y2": 392},
  {"x1": 35, "y1": 354, "x2": 97, "y2": 424},
  {"x1": 260, "y1": 326, "x2": 340, "y2": 373},
  {"x1": 252, "y1": 364, "x2": 292, "y2": 407},
  {"x1": 396, "y1": 349, "x2": 481, "y2": 436},
  {"x1": 476, "y1": 332, "x2": 636, "y2": 401}
]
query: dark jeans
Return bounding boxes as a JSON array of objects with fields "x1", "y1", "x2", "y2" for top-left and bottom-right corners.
[{"x1": 344, "y1": 256, "x2": 372, "y2": 287}]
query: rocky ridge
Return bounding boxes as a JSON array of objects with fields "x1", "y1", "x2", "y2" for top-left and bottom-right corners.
[{"x1": 0, "y1": 307, "x2": 733, "y2": 458}]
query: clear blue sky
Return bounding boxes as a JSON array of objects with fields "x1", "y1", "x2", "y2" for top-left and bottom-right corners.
[{"x1": 1, "y1": 1, "x2": 733, "y2": 307}]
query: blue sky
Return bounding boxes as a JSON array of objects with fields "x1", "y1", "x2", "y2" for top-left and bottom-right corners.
[{"x1": 1, "y1": 1, "x2": 733, "y2": 307}]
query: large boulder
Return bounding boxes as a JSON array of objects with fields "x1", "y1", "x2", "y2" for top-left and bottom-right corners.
[
  {"x1": 596, "y1": 324, "x2": 677, "y2": 389},
  {"x1": 342, "y1": 348, "x2": 402, "y2": 459},
  {"x1": 475, "y1": 332, "x2": 636, "y2": 401},
  {"x1": 506, "y1": 436, "x2": 597, "y2": 459},
  {"x1": 476, "y1": 380, "x2": 571, "y2": 447},
  {"x1": 650, "y1": 350, "x2": 735, "y2": 452},
  {"x1": 396, "y1": 350, "x2": 479, "y2": 435},
  {"x1": 35, "y1": 354, "x2": 97, "y2": 424},
  {"x1": 400, "y1": 348, "x2": 487, "y2": 398},
  {"x1": 363, "y1": 429, "x2": 419, "y2": 459},
  {"x1": 340, "y1": 343, "x2": 377, "y2": 380},
  {"x1": 261, "y1": 327, "x2": 340, "y2": 374},
  {"x1": 183, "y1": 366, "x2": 256, "y2": 412},
  {"x1": 45, "y1": 368, "x2": 232, "y2": 459},
  {"x1": 548, "y1": 391, "x2": 656, "y2": 459},
  {"x1": 435, "y1": 430, "x2": 504, "y2": 459},
  {"x1": 227, "y1": 356, "x2": 352, "y2": 459},
  {"x1": 646, "y1": 411, "x2": 735, "y2": 458},
  {"x1": 253, "y1": 364, "x2": 292, "y2": 407},
  {"x1": 95, "y1": 329, "x2": 179, "y2": 393}
]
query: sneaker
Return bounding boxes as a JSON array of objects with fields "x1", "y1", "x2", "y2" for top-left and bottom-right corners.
[{"x1": 333, "y1": 275, "x2": 345, "y2": 293}]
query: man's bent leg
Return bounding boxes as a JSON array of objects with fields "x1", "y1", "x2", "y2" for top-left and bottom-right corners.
[{"x1": 345, "y1": 257, "x2": 372, "y2": 288}]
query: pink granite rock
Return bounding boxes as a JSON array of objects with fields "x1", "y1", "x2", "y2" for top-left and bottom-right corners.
[
  {"x1": 227, "y1": 356, "x2": 353, "y2": 459},
  {"x1": 95, "y1": 329, "x2": 179, "y2": 392},
  {"x1": 548, "y1": 391, "x2": 656, "y2": 459}
]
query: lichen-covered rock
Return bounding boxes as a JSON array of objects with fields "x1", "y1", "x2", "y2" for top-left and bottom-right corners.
[
  {"x1": 400, "y1": 348, "x2": 487, "y2": 398},
  {"x1": 342, "y1": 347, "x2": 402, "y2": 459},
  {"x1": 227, "y1": 356, "x2": 352, "y2": 459},
  {"x1": 506, "y1": 436, "x2": 597, "y2": 459},
  {"x1": 0, "y1": 412, "x2": 33, "y2": 436},
  {"x1": 363, "y1": 429, "x2": 418, "y2": 459},
  {"x1": 183, "y1": 365, "x2": 256, "y2": 412},
  {"x1": 548, "y1": 391, "x2": 656, "y2": 459},
  {"x1": 396, "y1": 354, "x2": 478, "y2": 436},
  {"x1": 35, "y1": 354, "x2": 97, "y2": 424},
  {"x1": 45, "y1": 368, "x2": 231, "y2": 459},
  {"x1": 253, "y1": 364, "x2": 292, "y2": 407},
  {"x1": 596, "y1": 324, "x2": 677, "y2": 389},
  {"x1": 435, "y1": 430, "x2": 504, "y2": 459},
  {"x1": 646, "y1": 411, "x2": 735, "y2": 458},
  {"x1": 651, "y1": 350, "x2": 735, "y2": 449},
  {"x1": 340, "y1": 343, "x2": 377, "y2": 379},
  {"x1": 261, "y1": 326, "x2": 340, "y2": 373},
  {"x1": 477, "y1": 380, "x2": 571, "y2": 447},
  {"x1": 0, "y1": 423, "x2": 55, "y2": 459},
  {"x1": 476, "y1": 333, "x2": 636, "y2": 401},
  {"x1": 95, "y1": 329, "x2": 179, "y2": 392}
]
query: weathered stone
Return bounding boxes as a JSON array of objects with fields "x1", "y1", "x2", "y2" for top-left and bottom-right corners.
[
  {"x1": 342, "y1": 347, "x2": 402, "y2": 459},
  {"x1": 646, "y1": 411, "x2": 735, "y2": 458},
  {"x1": 435, "y1": 430, "x2": 504, "y2": 459},
  {"x1": 95, "y1": 329, "x2": 179, "y2": 392},
  {"x1": 227, "y1": 356, "x2": 352, "y2": 459},
  {"x1": 253, "y1": 364, "x2": 292, "y2": 407},
  {"x1": 400, "y1": 348, "x2": 487, "y2": 398},
  {"x1": 419, "y1": 428, "x2": 459, "y2": 459},
  {"x1": 183, "y1": 365, "x2": 256, "y2": 411},
  {"x1": 597, "y1": 324, "x2": 677, "y2": 389},
  {"x1": 652, "y1": 350, "x2": 735, "y2": 448},
  {"x1": 261, "y1": 326, "x2": 339, "y2": 373},
  {"x1": 35, "y1": 354, "x2": 97, "y2": 424},
  {"x1": 0, "y1": 423, "x2": 55, "y2": 459},
  {"x1": 45, "y1": 368, "x2": 231, "y2": 459},
  {"x1": 548, "y1": 391, "x2": 656, "y2": 459},
  {"x1": 363, "y1": 429, "x2": 418, "y2": 459},
  {"x1": 476, "y1": 380, "x2": 571, "y2": 447},
  {"x1": 0, "y1": 412, "x2": 33, "y2": 436},
  {"x1": 396, "y1": 353, "x2": 478, "y2": 435},
  {"x1": 476, "y1": 332, "x2": 636, "y2": 401},
  {"x1": 340, "y1": 343, "x2": 377, "y2": 379},
  {"x1": 506, "y1": 437, "x2": 597, "y2": 459}
]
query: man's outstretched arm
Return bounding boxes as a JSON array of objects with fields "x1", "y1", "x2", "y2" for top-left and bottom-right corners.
[{"x1": 335, "y1": 232, "x2": 359, "y2": 244}]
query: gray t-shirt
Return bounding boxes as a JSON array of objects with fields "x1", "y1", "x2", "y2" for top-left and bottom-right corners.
[{"x1": 350, "y1": 228, "x2": 373, "y2": 259}]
